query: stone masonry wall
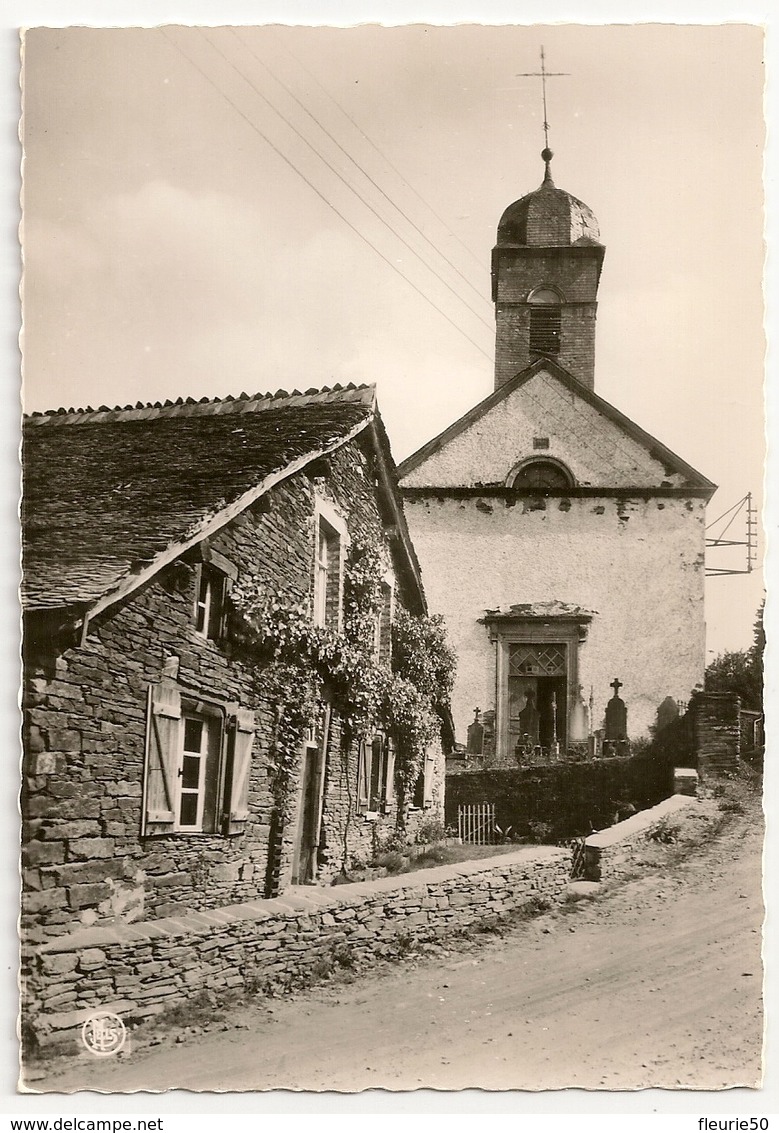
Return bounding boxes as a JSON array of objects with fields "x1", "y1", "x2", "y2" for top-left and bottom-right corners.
[
  {"x1": 690, "y1": 691, "x2": 741, "y2": 780},
  {"x1": 22, "y1": 434, "x2": 439, "y2": 955},
  {"x1": 494, "y1": 250, "x2": 600, "y2": 390},
  {"x1": 25, "y1": 845, "x2": 568, "y2": 1047}
]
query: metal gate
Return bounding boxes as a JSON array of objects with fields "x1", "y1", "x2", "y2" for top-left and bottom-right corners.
[{"x1": 458, "y1": 803, "x2": 496, "y2": 845}]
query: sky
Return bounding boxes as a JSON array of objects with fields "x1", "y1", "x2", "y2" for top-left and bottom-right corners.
[{"x1": 20, "y1": 22, "x2": 766, "y2": 657}]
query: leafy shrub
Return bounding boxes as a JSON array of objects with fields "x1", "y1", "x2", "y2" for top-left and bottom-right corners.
[
  {"x1": 413, "y1": 846, "x2": 449, "y2": 867},
  {"x1": 527, "y1": 820, "x2": 554, "y2": 844},
  {"x1": 513, "y1": 894, "x2": 551, "y2": 920},
  {"x1": 646, "y1": 817, "x2": 681, "y2": 844},
  {"x1": 375, "y1": 850, "x2": 408, "y2": 874},
  {"x1": 413, "y1": 817, "x2": 448, "y2": 845},
  {"x1": 393, "y1": 931, "x2": 417, "y2": 957},
  {"x1": 158, "y1": 988, "x2": 230, "y2": 1024},
  {"x1": 373, "y1": 827, "x2": 408, "y2": 856}
]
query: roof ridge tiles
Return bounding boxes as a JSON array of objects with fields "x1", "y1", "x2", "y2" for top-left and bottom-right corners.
[{"x1": 24, "y1": 383, "x2": 376, "y2": 428}]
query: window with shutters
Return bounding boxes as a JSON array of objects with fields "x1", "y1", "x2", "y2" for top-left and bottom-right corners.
[
  {"x1": 356, "y1": 733, "x2": 395, "y2": 815},
  {"x1": 142, "y1": 679, "x2": 256, "y2": 837}
]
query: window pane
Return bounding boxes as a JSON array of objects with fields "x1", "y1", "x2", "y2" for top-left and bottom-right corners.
[
  {"x1": 183, "y1": 717, "x2": 203, "y2": 752},
  {"x1": 195, "y1": 572, "x2": 210, "y2": 633},
  {"x1": 181, "y1": 753, "x2": 200, "y2": 790},
  {"x1": 314, "y1": 519, "x2": 340, "y2": 628},
  {"x1": 195, "y1": 565, "x2": 225, "y2": 639},
  {"x1": 528, "y1": 288, "x2": 560, "y2": 305},
  {"x1": 413, "y1": 769, "x2": 425, "y2": 808},
  {"x1": 370, "y1": 736, "x2": 384, "y2": 808},
  {"x1": 206, "y1": 577, "x2": 224, "y2": 639},
  {"x1": 179, "y1": 792, "x2": 198, "y2": 827}
]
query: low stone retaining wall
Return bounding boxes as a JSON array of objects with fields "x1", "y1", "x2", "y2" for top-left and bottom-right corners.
[
  {"x1": 583, "y1": 794, "x2": 698, "y2": 881},
  {"x1": 26, "y1": 844, "x2": 569, "y2": 1048}
]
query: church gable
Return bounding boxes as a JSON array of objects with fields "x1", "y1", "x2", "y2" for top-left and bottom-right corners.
[{"x1": 398, "y1": 359, "x2": 714, "y2": 493}]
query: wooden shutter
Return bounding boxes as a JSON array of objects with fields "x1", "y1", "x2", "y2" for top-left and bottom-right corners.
[
  {"x1": 312, "y1": 704, "x2": 332, "y2": 849},
  {"x1": 218, "y1": 574, "x2": 233, "y2": 642},
  {"x1": 142, "y1": 680, "x2": 181, "y2": 836},
  {"x1": 422, "y1": 749, "x2": 436, "y2": 808},
  {"x1": 226, "y1": 707, "x2": 255, "y2": 835},
  {"x1": 383, "y1": 737, "x2": 396, "y2": 808},
  {"x1": 357, "y1": 739, "x2": 370, "y2": 811}
]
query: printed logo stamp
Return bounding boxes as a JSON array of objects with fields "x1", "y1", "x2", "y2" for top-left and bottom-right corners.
[{"x1": 80, "y1": 1010, "x2": 127, "y2": 1057}]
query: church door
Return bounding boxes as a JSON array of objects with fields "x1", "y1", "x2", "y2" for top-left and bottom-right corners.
[{"x1": 507, "y1": 643, "x2": 567, "y2": 757}]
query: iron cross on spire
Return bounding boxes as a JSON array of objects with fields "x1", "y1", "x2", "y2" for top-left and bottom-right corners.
[{"x1": 516, "y1": 45, "x2": 569, "y2": 156}]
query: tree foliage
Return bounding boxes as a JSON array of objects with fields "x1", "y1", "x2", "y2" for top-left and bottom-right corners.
[{"x1": 705, "y1": 597, "x2": 764, "y2": 711}]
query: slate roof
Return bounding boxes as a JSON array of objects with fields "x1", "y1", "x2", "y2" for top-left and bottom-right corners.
[
  {"x1": 22, "y1": 385, "x2": 376, "y2": 613},
  {"x1": 496, "y1": 174, "x2": 602, "y2": 248}
]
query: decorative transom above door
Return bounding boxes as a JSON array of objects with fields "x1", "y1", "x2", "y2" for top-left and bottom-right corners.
[{"x1": 508, "y1": 643, "x2": 567, "y2": 677}]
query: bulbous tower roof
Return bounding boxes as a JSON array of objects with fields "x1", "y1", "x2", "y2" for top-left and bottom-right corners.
[{"x1": 497, "y1": 150, "x2": 601, "y2": 247}]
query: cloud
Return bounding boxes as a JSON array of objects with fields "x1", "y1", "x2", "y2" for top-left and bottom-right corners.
[{"x1": 22, "y1": 177, "x2": 493, "y2": 436}]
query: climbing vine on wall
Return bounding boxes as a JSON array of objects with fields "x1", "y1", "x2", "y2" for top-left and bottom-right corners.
[
  {"x1": 229, "y1": 533, "x2": 455, "y2": 833},
  {"x1": 391, "y1": 606, "x2": 456, "y2": 717}
]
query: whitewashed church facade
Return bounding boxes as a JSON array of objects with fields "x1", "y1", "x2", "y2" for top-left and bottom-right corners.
[{"x1": 398, "y1": 152, "x2": 716, "y2": 760}]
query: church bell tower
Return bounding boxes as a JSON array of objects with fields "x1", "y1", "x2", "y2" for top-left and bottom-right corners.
[{"x1": 491, "y1": 148, "x2": 605, "y2": 391}]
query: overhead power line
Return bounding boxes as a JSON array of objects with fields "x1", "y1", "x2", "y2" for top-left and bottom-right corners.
[
  {"x1": 231, "y1": 26, "x2": 493, "y2": 315},
  {"x1": 269, "y1": 28, "x2": 488, "y2": 279},
  {"x1": 159, "y1": 28, "x2": 494, "y2": 363},
  {"x1": 202, "y1": 29, "x2": 495, "y2": 338}
]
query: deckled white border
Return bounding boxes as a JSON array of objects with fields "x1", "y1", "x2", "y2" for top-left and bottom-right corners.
[{"x1": 4, "y1": 0, "x2": 776, "y2": 1119}]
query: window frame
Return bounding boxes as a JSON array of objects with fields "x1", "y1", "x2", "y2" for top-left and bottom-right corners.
[
  {"x1": 312, "y1": 497, "x2": 350, "y2": 631},
  {"x1": 410, "y1": 749, "x2": 436, "y2": 810},
  {"x1": 373, "y1": 570, "x2": 395, "y2": 663},
  {"x1": 357, "y1": 731, "x2": 395, "y2": 816},
  {"x1": 194, "y1": 563, "x2": 226, "y2": 640},
  {"x1": 190, "y1": 547, "x2": 237, "y2": 643},
  {"x1": 505, "y1": 456, "x2": 575, "y2": 492},
  {"x1": 527, "y1": 286, "x2": 563, "y2": 358},
  {"x1": 177, "y1": 700, "x2": 225, "y2": 833}
]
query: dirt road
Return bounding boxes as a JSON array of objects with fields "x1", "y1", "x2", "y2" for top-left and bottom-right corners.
[{"x1": 35, "y1": 802, "x2": 764, "y2": 1093}]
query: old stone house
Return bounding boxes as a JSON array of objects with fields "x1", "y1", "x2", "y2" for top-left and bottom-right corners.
[
  {"x1": 21, "y1": 383, "x2": 446, "y2": 952},
  {"x1": 398, "y1": 152, "x2": 716, "y2": 760}
]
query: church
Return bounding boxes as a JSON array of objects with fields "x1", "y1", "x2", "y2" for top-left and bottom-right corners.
[{"x1": 397, "y1": 147, "x2": 717, "y2": 762}]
